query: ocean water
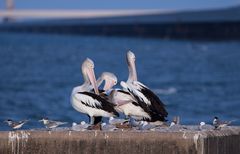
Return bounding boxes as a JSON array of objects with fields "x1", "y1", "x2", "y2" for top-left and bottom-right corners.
[{"x1": 0, "y1": 32, "x2": 240, "y2": 130}]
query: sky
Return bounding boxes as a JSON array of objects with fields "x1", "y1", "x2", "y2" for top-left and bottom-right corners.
[{"x1": 0, "y1": 0, "x2": 240, "y2": 10}]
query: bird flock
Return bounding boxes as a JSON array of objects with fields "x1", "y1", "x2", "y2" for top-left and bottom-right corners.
[
  {"x1": 70, "y1": 51, "x2": 168, "y2": 130},
  {"x1": 3, "y1": 51, "x2": 236, "y2": 131}
]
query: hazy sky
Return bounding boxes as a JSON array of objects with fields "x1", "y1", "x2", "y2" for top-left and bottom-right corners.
[{"x1": 1, "y1": 0, "x2": 240, "y2": 10}]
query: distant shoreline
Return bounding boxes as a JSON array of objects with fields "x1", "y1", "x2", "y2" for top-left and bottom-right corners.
[{"x1": 1, "y1": 6, "x2": 240, "y2": 40}]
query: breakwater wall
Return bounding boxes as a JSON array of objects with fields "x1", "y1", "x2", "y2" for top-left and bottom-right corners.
[
  {"x1": 1, "y1": 21, "x2": 240, "y2": 40},
  {"x1": 1, "y1": 5, "x2": 240, "y2": 40},
  {"x1": 0, "y1": 127, "x2": 240, "y2": 154}
]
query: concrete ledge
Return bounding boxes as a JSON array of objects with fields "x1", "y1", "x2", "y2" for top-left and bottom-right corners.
[{"x1": 0, "y1": 127, "x2": 240, "y2": 154}]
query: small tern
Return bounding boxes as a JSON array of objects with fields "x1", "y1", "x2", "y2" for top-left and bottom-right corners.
[
  {"x1": 4, "y1": 119, "x2": 29, "y2": 130},
  {"x1": 213, "y1": 117, "x2": 236, "y2": 130},
  {"x1": 39, "y1": 117, "x2": 67, "y2": 129}
]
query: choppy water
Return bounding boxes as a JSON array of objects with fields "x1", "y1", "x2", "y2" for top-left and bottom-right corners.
[{"x1": 0, "y1": 32, "x2": 240, "y2": 130}]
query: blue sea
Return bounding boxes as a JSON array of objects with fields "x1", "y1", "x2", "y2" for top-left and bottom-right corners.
[{"x1": 0, "y1": 32, "x2": 240, "y2": 130}]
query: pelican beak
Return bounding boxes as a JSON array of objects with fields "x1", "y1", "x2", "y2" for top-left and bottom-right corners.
[
  {"x1": 131, "y1": 59, "x2": 137, "y2": 81},
  {"x1": 87, "y1": 67, "x2": 99, "y2": 94},
  {"x1": 38, "y1": 119, "x2": 43, "y2": 122},
  {"x1": 103, "y1": 80, "x2": 114, "y2": 91}
]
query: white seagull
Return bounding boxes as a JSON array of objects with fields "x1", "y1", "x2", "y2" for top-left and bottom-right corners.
[
  {"x1": 109, "y1": 117, "x2": 128, "y2": 125},
  {"x1": 199, "y1": 122, "x2": 214, "y2": 131},
  {"x1": 72, "y1": 121, "x2": 91, "y2": 131},
  {"x1": 71, "y1": 58, "x2": 119, "y2": 126},
  {"x1": 101, "y1": 123, "x2": 118, "y2": 131}
]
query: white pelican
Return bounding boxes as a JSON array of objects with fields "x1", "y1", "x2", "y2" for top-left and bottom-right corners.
[
  {"x1": 113, "y1": 51, "x2": 168, "y2": 122},
  {"x1": 71, "y1": 58, "x2": 119, "y2": 125},
  {"x1": 89, "y1": 72, "x2": 118, "y2": 124}
]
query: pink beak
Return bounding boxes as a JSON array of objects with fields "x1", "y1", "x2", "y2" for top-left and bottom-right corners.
[
  {"x1": 86, "y1": 67, "x2": 99, "y2": 94},
  {"x1": 103, "y1": 80, "x2": 115, "y2": 91}
]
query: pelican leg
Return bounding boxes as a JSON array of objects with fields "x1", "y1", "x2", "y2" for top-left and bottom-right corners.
[
  {"x1": 94, "y1": 116, "x2": 102, "y2": 125},
  {"x1": 90, "y1": 116, "x2": 94, "y2": 125},
  {"x1": 88, "y1": 116, "x2": 102, "y2": 130},
  {"x1": 125, "y1": 115, "x2": 130, "y2": 120}
]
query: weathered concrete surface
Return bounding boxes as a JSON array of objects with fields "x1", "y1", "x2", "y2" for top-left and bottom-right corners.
[{"x1": 0, "y1": 128, "x2": 240, "y2": 154}]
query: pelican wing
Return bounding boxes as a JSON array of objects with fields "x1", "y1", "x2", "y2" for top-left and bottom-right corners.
[
  {"x1": 120, "y1": 81, "x2": 152, "y2": 114},
  {"x1": 110, "y1": 89, "x2": 136, "y2": 106},
  {"x1": 76, "y1": 92, "x2": 119, "y2": 116},
  {"x1": 132, "y1": 81, "x2": 168, "y2": 117},
  {"x1": 121, "y1": 81, "x2": 168, "y2": 118}
]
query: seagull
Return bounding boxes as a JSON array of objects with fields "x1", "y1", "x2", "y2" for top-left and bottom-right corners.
[
  {"x1": 71, "y1": 58, "x2": 119, "y2": 127},
  {"x1": 72, "y1": 121, "x2": 91, "y2": 131},
  {"x1": 109, "y1": 117, "x2": 128, "y2": 125},
  {"x1": 169, "y1": 116, "x2": 180, "y2": 127},
  {"x1": 4, "y1": 119, "x2": 29, "y2": 130},
  {"x1": 101, "y1": 123, "x2": 117, "y2": 131},
  {"x1": 39, "y1": 118, "x2": 67, "y2": 129},
  {"x1": 138, "y1": 121, "x2": 156, "y2": 131},
  {"x1": 169, "y1": 117, "x2": 187, "y2": 131},
  {"x1": 199, "y1": 122, "x2": 214, "y2": 131},
  {"x1": 129, "y1": 118, "x2": 142, "y2": 127}
]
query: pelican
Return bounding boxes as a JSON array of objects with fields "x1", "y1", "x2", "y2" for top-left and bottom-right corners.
[
  {"x1": 89, "y1": 72, "x2": 118, "y2": 124},
  {"x1": 113, "y1": 51, "x2": 168, "y2": 122},
  {"x1": 71, "y1": 58, "x2": 119, "y2": 126}
]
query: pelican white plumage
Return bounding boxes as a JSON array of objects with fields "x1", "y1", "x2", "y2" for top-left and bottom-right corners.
[
  {"x1": 71, "y1": 58, "x2": 119, "y2": 126},
  {"x1": 113, "y1": 51, "x2": 168, "y2": 122}
]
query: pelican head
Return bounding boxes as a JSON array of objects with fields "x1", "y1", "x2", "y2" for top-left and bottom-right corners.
[
  {"x1": 82, "y1": 58, "x2": 94, "y2": 73},
  {"x1": 126, "y1": 51, "x2": 137, "y2": 82},
  {"x1": 127, "y1": 51, "x2": 136, "y2": 63},
  {"x1": 101, "y1": 72, "x2": 118, "y2": 90},
  {"x1": 81, "y1": 58, "x2": 99, "y2": 94}
]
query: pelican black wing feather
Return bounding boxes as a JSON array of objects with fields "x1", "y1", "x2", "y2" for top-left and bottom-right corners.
[
  {"x1": 78, "y1": 92, "x2": 119, "y2": 117},
  {"x1": 139, "y1": 85, "x2": 168, "y2": 117},
  {"x1": 126, "y1": 88, "x2": 152, "y2": 116},
  {"x1": 117, "y1": 90, "x2": 130, "y2": 95},
  {"x1": 127, "y1": 88, "x2": 167, "y2": 121}
]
